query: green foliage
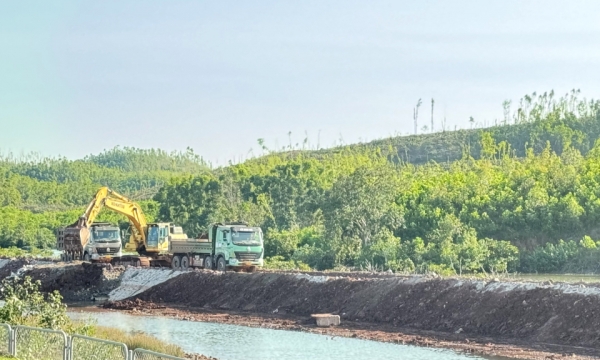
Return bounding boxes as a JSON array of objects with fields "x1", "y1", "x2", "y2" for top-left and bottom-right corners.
[
  {"x1": 3, "y1": 92, "x2": 600, "y2": 273},
  {"x1": 151, "y1": 91, "x2": 600, "y2": 273},
  {"x1": 0, "y1": 247, "x2": 52, "y2": 259},
  {"x1": 0, "y1": 276, "x2": 183, "y2": 359},
  {"x1": 520, "y1": 236, "x2": 600, "y2": 273},
  {"x1": 0, "y1": 276, "x2": 70, "y2": 330},
  {"x1": 263, "y1": 256, "x2": 311, "y2": 271},
  {"x1": 0, "y1": 146, "x2": 200, "y2": 249},
  {"x1": 88, "y1": 326, "x2": 185, "y2": 357}
]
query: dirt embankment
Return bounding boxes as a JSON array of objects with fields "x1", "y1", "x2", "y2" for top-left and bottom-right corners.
[
  {"x1": 5, "y1": 261, "x2": 600, "y2": 359},
  {"x1": 121, "y1": 272, "x2": 600, "y2": 353},
  {"x1": 0, "y1": 258, "x2": 31, "y2": 279},
  {"x1": 103, "y1": 299, "x2": 598, "y2": 360},
  {"x1": 25, "y1": 262, "x2": 125, "y2": 301}
]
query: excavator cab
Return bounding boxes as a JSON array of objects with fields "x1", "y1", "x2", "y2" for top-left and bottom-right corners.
[
  {"x1": 140, "y1": 223, "x2": 178, "y2": 254},
  {"x1": 146, "y1": 224, "x2": 168, "y2": 249}
]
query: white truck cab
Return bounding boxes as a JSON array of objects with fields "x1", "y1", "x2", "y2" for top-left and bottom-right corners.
[{"x1": 84, "y1": 223, "x2": 123, "y2": 261}]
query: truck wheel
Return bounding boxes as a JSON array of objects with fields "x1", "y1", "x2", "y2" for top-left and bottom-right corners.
[
  {"x1": 181, "y1": 255, "x2": 189, "y2": 270},
  {"x1": 84, "y1": 253, "x2": 90, "y2": 262},
  {"x1": 204, "y1": 256, "x2": 213, "y2": 270},
  {"x1": 216, "y1": 257, "x2": 226, "y2": 272},
  {"x1": 172, "y1": 255, "x2": 181, "y2": 270}
]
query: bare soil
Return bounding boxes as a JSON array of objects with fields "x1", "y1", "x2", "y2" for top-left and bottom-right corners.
[
  {"x1": 103, "y1": 299, "x2": 599, "y2": 360},
  {"x1": 0, "y1": 258, "x2": 30, "y2": 279},
  {"x1": 26, "y1": 262, "x2": 125, "y2": 301},
  {"x1": 117, "y1": 271, "x2": 600, "y2": 359}
]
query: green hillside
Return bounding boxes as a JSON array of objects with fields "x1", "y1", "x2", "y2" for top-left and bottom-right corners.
[
  {"x1": 320, "y1": 90, "x2": 600, "y2": 165},
  {"x1": 2, "y1": 91, "x2": 600, "y2": 274}
]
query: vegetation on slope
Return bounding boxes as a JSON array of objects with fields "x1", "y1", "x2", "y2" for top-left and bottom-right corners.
[
  {"x1": 342, "y1": 90, "x2": 600, "y2": 165},
  {"x1": 155, "y1": 91, "x2": 600, "y2": 274},
  {"x1": 1, "y1": 91, "x2": 600, "y2": 274}
]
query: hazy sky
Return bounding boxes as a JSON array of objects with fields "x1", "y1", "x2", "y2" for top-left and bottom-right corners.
[{"x1": 2, "y1": 1, "x2": 600, "y2": 164}]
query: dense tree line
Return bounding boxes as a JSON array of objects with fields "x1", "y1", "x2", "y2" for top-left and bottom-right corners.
[
  {"x1": 154, "y1": 92, "x2": 600, "y2": 274},
  {"x1": 2, "y1": 92, "x2": 600, "y2": 274},
  {"x1": 0, "y1": 147, "x2": 198, "y2": 248}
]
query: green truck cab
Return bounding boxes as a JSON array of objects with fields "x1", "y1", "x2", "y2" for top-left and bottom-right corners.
[{"x1": 169, "y1": 223, "x2": 264, "y2": 271}]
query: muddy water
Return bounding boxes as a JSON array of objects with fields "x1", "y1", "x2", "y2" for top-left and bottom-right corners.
[{"x1": 68, "y1": 309, "x2": 507, "y2": 360}]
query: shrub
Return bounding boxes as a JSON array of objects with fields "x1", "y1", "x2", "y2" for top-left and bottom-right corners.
[
  {"x1": 0, "y1": 276, "x2": 70, "y2": 330},
  {"x1": 263, "y1": 256, "x2": 311, "y2": 271}
]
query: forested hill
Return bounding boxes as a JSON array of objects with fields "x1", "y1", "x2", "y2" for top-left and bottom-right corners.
[
  {"x1": 314, "y1": 90, "x2": 600, "y2": 165},
  {"x1": 0, "y1": 147, "x2": 209, "y2": 250},
  {"x1": 0, "y1": 147, "x2": 209, "y2": 211},
  {"x1": 3, "y1": 91, "x2": 600, "y2": 274}
]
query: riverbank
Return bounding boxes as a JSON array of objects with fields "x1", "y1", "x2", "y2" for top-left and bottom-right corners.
[
  {"x1": 6, "y1": 260, "x2": 600, "y2": 359},
  {"x1": 99, "y1": 299, "x2": 598, "y2": 360}
]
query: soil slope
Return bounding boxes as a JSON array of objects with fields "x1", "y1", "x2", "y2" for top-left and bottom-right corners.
[
  {"x1": 26, "y1": 262, "x2": 125, "y2": 301},
  {"x1": 130, "y1": 271, "x2": 600, "y2": 349}
]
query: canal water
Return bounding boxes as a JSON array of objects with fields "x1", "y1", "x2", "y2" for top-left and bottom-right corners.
[{"x1": 68, "y1": 309, "x2": 509, "y2": 360}]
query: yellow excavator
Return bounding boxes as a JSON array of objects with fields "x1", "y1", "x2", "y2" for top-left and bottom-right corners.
[{"x1": 56, "y1": 186, "x2": 187, "y2": 266}]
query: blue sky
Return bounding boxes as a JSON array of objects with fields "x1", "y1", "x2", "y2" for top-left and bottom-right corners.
[{"x1": 1, "y1": 1, "x2": 600, "y2": 164}]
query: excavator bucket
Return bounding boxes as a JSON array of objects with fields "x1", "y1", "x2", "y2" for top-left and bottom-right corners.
[{"x1": 57, "y1": 217, "x2": 90, "y2": 259}]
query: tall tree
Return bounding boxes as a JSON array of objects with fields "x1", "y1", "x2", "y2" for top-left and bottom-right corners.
[
  {"x1": 431, "y1": 98, "x2": 435, "y2": 133},
  {"x1": 413, "y1": 98, "x2": 422, "y2": 135}
]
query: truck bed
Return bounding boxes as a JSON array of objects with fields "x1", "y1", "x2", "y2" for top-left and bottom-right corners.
[
  {"x1": 169, "y1": 238, "x2": 213, "y2": 254},
  {"x1": 56, "y1": 226, "x2": 89, "y2": 252}
]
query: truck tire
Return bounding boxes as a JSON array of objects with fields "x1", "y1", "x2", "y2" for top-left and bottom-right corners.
[
  {"x1": 172, "y1": 255, "x2": 181, "y2": 270},
  {"x1": 204, "y1": 255, "x2": 213, "y2": 270},
  {"x1": 216, "y1": 256, "x2": 226, "y2": 272},
  {"x1": 181, "y1": 255, "x2": 189, "y2": 270},
  {"x1": 84, "y1": 253, "x2": 90, "y2": 262}
]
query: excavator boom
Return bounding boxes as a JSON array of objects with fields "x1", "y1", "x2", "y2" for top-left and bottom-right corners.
[
  {"x1": 103, "y1": 197, "x2": 147, "y2": 244},
  {"x1": 58, "y1": 187, "x2": 151, "y2": 257}
]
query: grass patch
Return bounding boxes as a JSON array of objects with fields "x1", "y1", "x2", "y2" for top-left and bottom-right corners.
[{"x1": 90, "y1": 326, "x2": 185, "y2": 357}]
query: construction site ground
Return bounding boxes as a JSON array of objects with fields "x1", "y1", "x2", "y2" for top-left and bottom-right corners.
[{"x1": 4, "y1": 259, "x2": 600, "y2": 360}]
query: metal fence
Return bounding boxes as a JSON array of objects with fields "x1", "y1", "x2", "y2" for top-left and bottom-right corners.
[
  {"x1": 0, "y1": 323, "x2": 185, "y2": 360},
  {"x1": 14, "y1": 325, "x2": 68, "y2": 360},
  {"x1": 70, "y1": 334, "x2": 129, "y2": 360},
  {"x1": 131, "y1": 348, "x2": 187, "y2": 360},
  {"x1": 0, "y1": 323, "x2": 11, "y2": 355}
]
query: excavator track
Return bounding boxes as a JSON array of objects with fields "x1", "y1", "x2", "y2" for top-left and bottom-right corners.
[{"x1": 138, "y1": 257, "x2": 151, "y2": 267}]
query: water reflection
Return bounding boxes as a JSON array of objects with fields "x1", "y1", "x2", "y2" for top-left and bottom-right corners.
[{"x1": 69, "y1": 309, "x2": 503, "y2": 360}]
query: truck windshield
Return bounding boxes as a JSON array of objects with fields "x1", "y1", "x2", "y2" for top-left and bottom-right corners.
[
  {"x1": 92, "y1": 230, "x2": 120, "y2": 243},
  {"x1": 231, "y1": 231, "x2": 262, "y2": 246}
]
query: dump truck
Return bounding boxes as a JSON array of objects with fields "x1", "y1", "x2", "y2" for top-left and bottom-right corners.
[{"x1": 169, "y1": 223, "x2": 264, "y2": 271}]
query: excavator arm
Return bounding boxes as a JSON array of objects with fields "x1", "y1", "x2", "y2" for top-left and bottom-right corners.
[
  {"x1": 103, "y1": 197, "x2": 148, "y2": 244},
  {"x1": 78, "y1": 186, "x2": 148, "y2": 253},
  {"x1": 78, "y1": 186, "x2": 110, "y2": 227}
]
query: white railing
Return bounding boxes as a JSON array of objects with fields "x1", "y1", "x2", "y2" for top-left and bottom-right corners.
[{"x1": 0, "y1": 323, "x2": 185, "y2": 360}]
